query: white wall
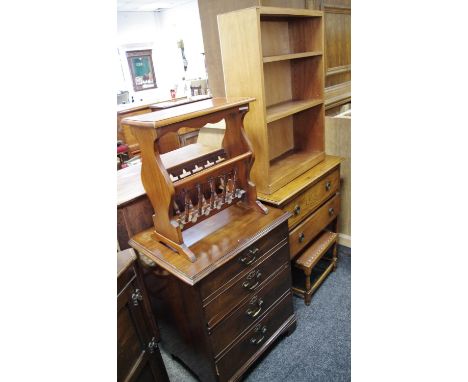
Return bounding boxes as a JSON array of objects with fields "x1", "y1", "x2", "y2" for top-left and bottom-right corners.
[{"x1": 117, "y1": 0, "x2": 207, "y2": 103}]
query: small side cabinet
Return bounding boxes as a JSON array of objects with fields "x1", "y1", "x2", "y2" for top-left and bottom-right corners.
[{"x1": 117, "y1": 249, "x2": 169, "y2": 382}]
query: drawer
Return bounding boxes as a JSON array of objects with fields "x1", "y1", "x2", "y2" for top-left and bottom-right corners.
[
  {"x1": 199, "y1": 223, "x2": 289, "y2": 301},
  {"x1": 284, "y1": 168, "x2": 340, "y2": 229},
  {"x1": 203, "y1": 240, "x2": 289, "y2": 328},
  {"x1": 209, "y1": 264, "x2": 291, "y2": 357},
  {"x1": 215, "y1": 292, "x2": 294, "y2": 382},
  {"x1": 289, "y1": 194, "x2": 340, "y2": 259}
]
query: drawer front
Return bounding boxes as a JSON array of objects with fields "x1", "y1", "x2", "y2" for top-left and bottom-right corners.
[
  {"x1": 199, "y1": 223, "x2": 289, "y2": 301},
  {"x1": 203, "y1": 241, "x2": 289, "y2": 328},
  {"x1": 289, "y1": 194, "x2": 340, "y2": 259},
  {"x1": 209, "y1": 264, "x2": 291, "y2": 357},
  {"x1": 284, "y1": 168, "x2": 340, "y2": 229},
  {"x1": 215, "y1": 292, "x2": 294, "y2": 381}
]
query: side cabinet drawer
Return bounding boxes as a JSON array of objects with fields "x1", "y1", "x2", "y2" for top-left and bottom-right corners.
[
  {"x1": 203, "y1": 241, "x2": 289, "y2": 328},
  {"x1": 209, "y1": 264, "x2": 292, "y2": 357},
  {"x1": 199, "y1": 223, "x2": 288, "y2": 301},
  {"x1": 289, "y1": 194, "x2": 340, "y2": 259},
  {"x1": 284, "y1": 168, "x2": 340, "y2": 229},
  {"x1": 215, "y1": 292, "x2": 294, "y2": 382}
]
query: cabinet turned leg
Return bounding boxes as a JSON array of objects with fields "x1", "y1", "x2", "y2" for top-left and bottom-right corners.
[
  {"x1": 305, "y1": 274, "x2": 311, "y2": 291},
  {"x1": 304, "y1": 271, "x2": 312, "y2": 305}
]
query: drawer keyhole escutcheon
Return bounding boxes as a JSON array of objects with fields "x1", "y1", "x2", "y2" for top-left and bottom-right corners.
[
  {"x1": 325, "y1": 181, "x2": 332, "y2": 191},
  {"x1": 240, "y1": 247, "x2": 259, "y2": 266},
  {"x1": 299, "y1": 232, "x2": 305, "y2": 243},
  {"x1": 242, "y1": 269, "x2": 262, "y2": 290},
  {"x1": 328, "y1": 207, "x2": 335, "y2": 216}
]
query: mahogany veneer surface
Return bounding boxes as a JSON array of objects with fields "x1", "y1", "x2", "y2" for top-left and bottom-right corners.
[{"x1": 130, "y1": 204, "x2": 289, "y2": 285}]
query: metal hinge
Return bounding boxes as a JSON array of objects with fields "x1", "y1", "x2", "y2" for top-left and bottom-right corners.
[
  {"x1": 131, "y1": 288, "x2": 143, "y2": 306},
  {"x1": 147, "y1": 337, "x2": 157, "y2": 354}
]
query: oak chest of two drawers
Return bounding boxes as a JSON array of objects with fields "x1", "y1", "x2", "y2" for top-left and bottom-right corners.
[{"x1": 258, "y1": 155, "x2": 342, "y2": 305}]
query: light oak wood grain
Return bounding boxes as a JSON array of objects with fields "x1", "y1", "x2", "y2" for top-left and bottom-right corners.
[
  {"x1": 257, "y1": 155, "x2": 342, "y2": 206},
  {"x1": 325, "y1": 114, "x2": 351, "y2": 244},
  {"x1": 219, "y1": 6, "x2": 325, "y2": 194}
]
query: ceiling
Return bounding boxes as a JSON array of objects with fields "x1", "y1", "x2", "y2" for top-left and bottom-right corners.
[{"x1": 117, "y1": 0, "x2": 193, "y2": 12}]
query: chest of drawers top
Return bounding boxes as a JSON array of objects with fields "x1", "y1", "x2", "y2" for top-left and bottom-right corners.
[
  {"x1": 129, "y1": 204, "x2": 290, "y2": 286},
  {"x1": 258, "y1": 155, "x2": 342, "y2": 208}
]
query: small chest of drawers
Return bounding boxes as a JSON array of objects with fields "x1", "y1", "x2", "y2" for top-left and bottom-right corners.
[
  {"x1": 130, "y1": 206, "x2": 296, "y2": 382},
  {"x1": 258, "y1": 155, "x2": 342, "y2": 305}
]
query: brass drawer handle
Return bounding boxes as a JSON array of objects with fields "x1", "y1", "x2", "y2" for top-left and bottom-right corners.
[
  {"x1": 328, "y1": 207, "x2": 335, "y2": 216},
  {"x1": 240, "y1": 247, "x2": 259, "y2": 266},
  {"x1": 250, "y1": 325, "x2": 267, "y2": 345},
  {"x1": 325, "y1": 181, "x2": 332, "y2": 191},
  {"x1": 293, "y1": 205, "x2": 301, "y2": 215},
  {"x1": 246, "y1": 298, "x2": 264, "y2": 318},
  {"x1": 242, "y1": 270, "x2": 262, "y2": 291},
  {"x1": 298, "y1": 232, "x2": 305, "y2": 243}
]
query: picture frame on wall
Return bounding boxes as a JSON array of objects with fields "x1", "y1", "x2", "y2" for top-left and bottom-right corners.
[{"x1": 126, "y1": 49, "x2": 157, "y2": 92}]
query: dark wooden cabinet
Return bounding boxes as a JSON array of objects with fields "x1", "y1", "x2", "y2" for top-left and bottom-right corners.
[
  {"x1": 117, "y1": 249, "x2": 169, "y2": 382},
  {"x1": 133, "y1": 217, "x2": 296, "y2": 382}
]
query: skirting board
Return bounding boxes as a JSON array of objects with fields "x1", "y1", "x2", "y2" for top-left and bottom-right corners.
[{"x1": 338, "y1": 233, "x2": 351, "y2": 248}]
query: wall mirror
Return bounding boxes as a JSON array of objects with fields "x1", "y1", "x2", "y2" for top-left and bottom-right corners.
[{"x1": 126, "y1": 49, "x2": 157, "y2": 92}]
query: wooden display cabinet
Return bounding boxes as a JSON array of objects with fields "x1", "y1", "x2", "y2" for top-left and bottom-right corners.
[{"x1": 218, "y1": 6, "x2": 325, "y2": 194}]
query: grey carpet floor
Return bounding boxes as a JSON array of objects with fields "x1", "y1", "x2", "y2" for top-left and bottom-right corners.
[{"x1": 160, "y1": 248, "x2": 351, "y2": 382}]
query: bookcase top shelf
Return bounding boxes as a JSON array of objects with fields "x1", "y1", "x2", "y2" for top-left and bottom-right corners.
[
  {"x1": 220, "y1": 6, "x2": 323, "y2": 18},
  {"x1": 258, "y1": 7, "x2": 323, "y2": 17},
  {"x1": 263, "y1": 51, "x2": 323, "y2": 63}
]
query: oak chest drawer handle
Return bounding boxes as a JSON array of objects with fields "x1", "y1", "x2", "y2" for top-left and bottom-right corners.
[
  {"x1": 325, "y1": 181, "x2": 332, "y2": 191},
  {"x1": 240, "y1": 247, "x2": 259, "y2": 266},
  {"x1": 293, "y1": 205, "x2": 301, "y2": 215},
  {"x1": 246, "y1": 298, "x2": 264, "y2": 318},
  {"x1": 328, "y1": 207, "x2": 335, "y2": 216},
  {"x1": 250, "y1": 325, "x2": 267, "y2": 345},
  {"x1": 242, "y1": 270, "x2": 262, "y2": 291},
  {"x1": 298, "y1": 232, "x2": 305, "y2": 243}
]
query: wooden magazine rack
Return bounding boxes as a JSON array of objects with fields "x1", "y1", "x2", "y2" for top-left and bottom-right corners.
[{"x1": 122, "y1": 98, "x2": 268, "y2": 262}]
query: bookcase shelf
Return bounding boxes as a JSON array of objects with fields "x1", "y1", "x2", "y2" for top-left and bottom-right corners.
[
  {"x1": 263, "y1": 51, "x2": 322, "y2": 63},
  {"x1": 266, "y1": 99, "x2": 323, "y2": 123},
  {"x1": 219, "y1": 6, "x2": 325, "y2": 194}
]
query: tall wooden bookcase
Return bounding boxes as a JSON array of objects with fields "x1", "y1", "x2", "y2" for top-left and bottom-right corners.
[{"x1": 218, "y1": 6, "x2": 325, "y2": 194}]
